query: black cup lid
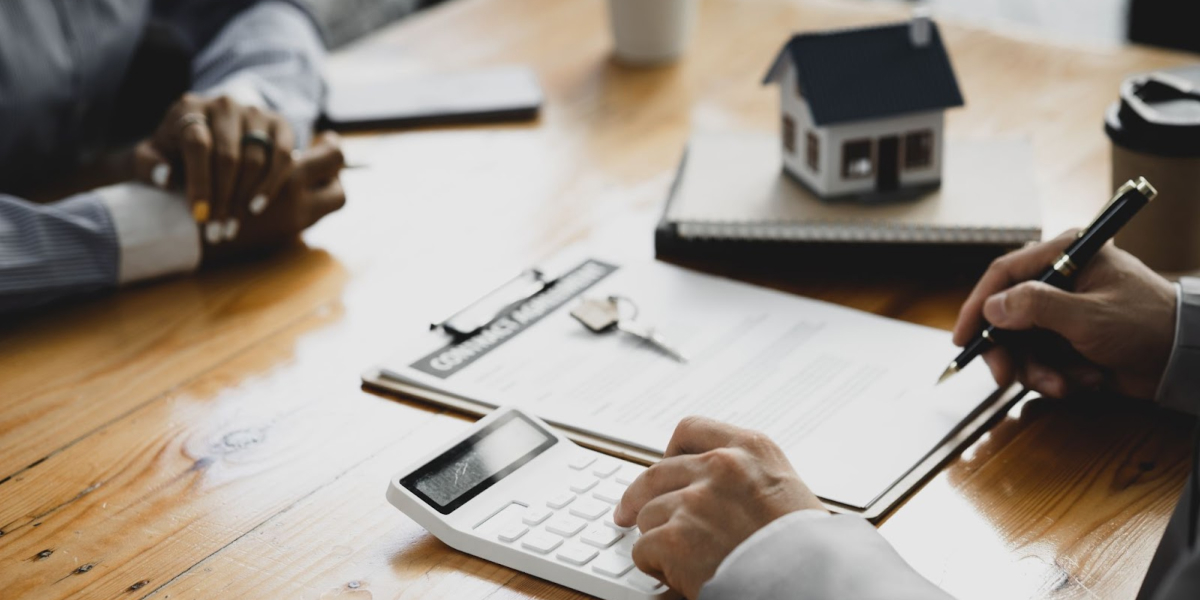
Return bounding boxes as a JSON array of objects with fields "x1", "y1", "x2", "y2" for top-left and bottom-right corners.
[{"x1": 1106, "y1": 71, "x2": 1200, "y2": 157}]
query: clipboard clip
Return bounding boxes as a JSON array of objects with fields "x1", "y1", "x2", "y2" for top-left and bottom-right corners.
[{"x1": 430, "y1": 268, "x2": 552, "y2": 341}]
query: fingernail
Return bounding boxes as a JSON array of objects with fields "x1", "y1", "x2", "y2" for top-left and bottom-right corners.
[
  {"x1": 151, "y1": 163, "x2": 171, "y2": 188},
  {"x1": 249, "y1": 194, "x2": 269, "y2": 215},
  {"x1": 224, "y1": 219, "x2": 240, "y2": 241},
  {"x1": 192, "y1": 201, "x2": 211, "y2": 223},
  {"x1": 984, "y1": 292, "x2": 1009, "y2": 323},
  {"x1": 205, "y1": 221, "x2": 223, "y2": 244}
]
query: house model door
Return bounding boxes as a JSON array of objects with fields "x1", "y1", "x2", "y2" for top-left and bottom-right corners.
[{"x1": 877, "y1": 135, "x2": 900, "y2": 192}]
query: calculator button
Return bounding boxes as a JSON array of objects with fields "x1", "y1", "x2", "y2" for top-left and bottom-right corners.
[
  {"x1": 627, "y1": 570, "x2": 667, "y2": 592},
  {"x1": 546, "y1": 514, "x2": 587, "y2": 537},
  {"x1": 581, "y1": 523, "x2": 623, "y2": 549},
  {"x1": 547, "y1": 491, "x2": 576, "y2": 509},
  {"x1": 591, "y1": 552, "x2": 635, "y2": 578},
  {"x1": 569, "y1": 498, "x2": 611, "y2": 521},
  {"x1": 497, "y1": 523, "x2": 529, "y2": 543},
  {"x1": 615, "y1": 465, "x2": 646, "y2": 485},
  {"x1": 569, "y1": 474, "x2": 600, "y2": 493},
  {"x1": 522, "y1": 506, "x2": 552, "y2": 526},
  {"x1": 611, "y1": 532, "x2": 637, "y2": 556},
  {"x1": 568, "y1": 453, "x2": 598, "y2": 470},
  {"x1": 556, "y1": 543, "x2": 599, "y2": 566},
  {"x1": 592, "y1": 481, "x2": 627, "y2": 504},
  {"x1": 603, "y1": 514, "x2": 634, "y2": 533},
  {"x1": 592, "y1": 458, "x2": 621, "y2": 478},
  {"x1": 521, "y1": 531, "x2": 563, "y2": 554}
]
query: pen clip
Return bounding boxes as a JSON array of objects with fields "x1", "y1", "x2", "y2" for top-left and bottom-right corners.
[
  {"x1": 1077, "y1": 177, "x2": 1157, "y2": 238},
  {"x1": 431, "y1": 269, "x2": 551, "y2": 340}
]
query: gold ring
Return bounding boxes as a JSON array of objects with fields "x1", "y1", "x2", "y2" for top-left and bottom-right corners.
[{"x1": 176, "y1": 113, "x2": 208, "y2": 134}]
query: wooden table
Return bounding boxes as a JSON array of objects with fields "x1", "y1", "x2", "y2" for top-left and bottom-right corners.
[{"x1": 2, "y1": 0, "x2": 1197, "y2": 598}]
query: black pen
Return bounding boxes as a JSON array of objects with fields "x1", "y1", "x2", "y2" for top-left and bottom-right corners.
[{"x1": 938, "y1": 177, "x2": 1158, "y2": 384}]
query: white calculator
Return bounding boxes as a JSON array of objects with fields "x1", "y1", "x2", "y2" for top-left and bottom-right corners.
[{"x1": 386, "y1": 406, "x2": 678, "y2": 600}]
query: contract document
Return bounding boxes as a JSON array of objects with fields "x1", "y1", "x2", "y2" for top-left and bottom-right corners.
[{"x1": 366, "y1": 254, "x2": 1009, "y2": 516}]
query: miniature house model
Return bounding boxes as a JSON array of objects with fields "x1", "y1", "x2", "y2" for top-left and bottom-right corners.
[{"x1": 763, "y1": 16, "x2": 964, "y2": 199}]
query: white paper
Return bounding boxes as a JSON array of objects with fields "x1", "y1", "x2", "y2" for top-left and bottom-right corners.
[{"x1": 380, "y1": 257, "x2": 997, "y2": 509}]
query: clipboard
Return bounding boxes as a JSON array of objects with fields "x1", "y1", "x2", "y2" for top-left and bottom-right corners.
[{"x1": 362, "y1": 254, "x2": 1023, "y2": 523}]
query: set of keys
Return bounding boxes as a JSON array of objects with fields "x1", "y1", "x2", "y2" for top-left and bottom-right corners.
[{"x1": 570, "y1": 296, "x2": 688, "y2": 363}]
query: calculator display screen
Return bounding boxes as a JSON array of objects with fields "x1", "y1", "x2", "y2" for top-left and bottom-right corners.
[{"x1": 401, "y1": 411, "x2": 557, "y2": 514}]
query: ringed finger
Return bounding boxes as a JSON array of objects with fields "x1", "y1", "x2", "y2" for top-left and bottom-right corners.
[
  {"x1": 251, "y1": 116, "x2": 296, "y2": 216},
  {"x1": 227, "y1": 112, "x2": 273, "y2": 240}
]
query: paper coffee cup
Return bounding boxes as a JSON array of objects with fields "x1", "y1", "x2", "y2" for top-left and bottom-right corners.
[
  {"x1": 607, "y1": 0, "x2": 697, "y2": 66},
  {"x1": 1106, "y1": 68, "x2": 1200, "y2": 273}
]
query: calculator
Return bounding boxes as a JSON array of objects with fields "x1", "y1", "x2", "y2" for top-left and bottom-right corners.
[{"x1": 386, "y1": 406, "x2": 677, "y2": 600}]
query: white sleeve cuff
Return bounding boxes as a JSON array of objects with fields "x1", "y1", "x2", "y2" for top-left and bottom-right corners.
[
  {"x1": 711, "y1": 509, "x2": 830, "y2": 581},
  {"x1": 1156, "y1": 278, "x2": 1200, "y2": 415},
  {"x1": 94, "y1": 183, "x2": 202, "y2": 284}
]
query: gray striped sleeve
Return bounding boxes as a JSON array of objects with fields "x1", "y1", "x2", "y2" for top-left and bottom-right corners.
[
  {"x1": 191, "y1": 1, "x2": 326, "y2": 149},
  {"x1": 0, "y1": 193, "x2": 119, "y2": 313}
]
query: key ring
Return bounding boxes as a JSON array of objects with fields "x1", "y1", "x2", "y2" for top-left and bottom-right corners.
[{"x1": 607, "y1": 295, "x2": 639, "y2": 322}]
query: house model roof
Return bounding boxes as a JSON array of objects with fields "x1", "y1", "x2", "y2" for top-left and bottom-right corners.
[{"x1": 763, "y1": 22, "x2": 965, "y2": 126}]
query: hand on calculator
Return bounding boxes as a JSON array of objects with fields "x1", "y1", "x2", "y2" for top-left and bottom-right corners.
[{"x1": 614, "y1": 416, "x2": 826, "y2": 599}]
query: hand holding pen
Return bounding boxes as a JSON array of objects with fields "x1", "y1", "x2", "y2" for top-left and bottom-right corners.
[{"x1": 943, "y1": 198, "x2": 1177, "y2": 401}]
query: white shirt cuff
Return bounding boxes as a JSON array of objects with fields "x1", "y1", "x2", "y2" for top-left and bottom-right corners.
[
  {"x1": 1156, "y1": 278, "x2": 1200, "y2": 415},
  {"x1": 711, "y1": 509, "x2": 831, "y2": 581},
  {"x1": 94, "y1": 183, "x2": 202, "y2": 284}
]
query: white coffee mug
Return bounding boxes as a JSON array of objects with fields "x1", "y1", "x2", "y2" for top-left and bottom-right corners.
[{"x1": 607, "y1": 0, "x2": 698, "y2": 66}]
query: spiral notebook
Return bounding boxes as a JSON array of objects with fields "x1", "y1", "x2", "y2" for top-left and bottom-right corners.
[{"x1": 659, "y1": 133, "x2": 1041, "y2": 249}]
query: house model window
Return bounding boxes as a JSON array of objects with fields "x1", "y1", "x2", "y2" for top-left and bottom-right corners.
[
  {"x1": 782, "y1": 115, "x2": 796, "y2": 154},
  {"x1": 842, "y1": 139, "x2": 873, "y2": 178},
  {"x1": 905, "y1": 130, "x2": 934, "y2": 169},
  {"x1": 762, "y1": 16, "x2": 964, "y2": 199},
  {"x1": 806, "y1": 132, "x2": 819, "y2": 172}
]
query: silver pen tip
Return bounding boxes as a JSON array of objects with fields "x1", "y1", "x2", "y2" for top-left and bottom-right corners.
[{"x1": 937, "y1": 361, "x2": 959, "y2": 385}]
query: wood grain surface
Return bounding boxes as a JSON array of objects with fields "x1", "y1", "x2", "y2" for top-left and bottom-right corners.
[{"x1": 2, "y1": 0, "x2": 1197, "y2": 598}]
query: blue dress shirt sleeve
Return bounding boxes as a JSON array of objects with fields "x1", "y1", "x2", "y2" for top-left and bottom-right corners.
[
  {"x1": 0, "y1": 193, "x2": 119, "y2": 313},
  {"x1": 0, "y1": 185, "x2": 201, "y2": 313},
  {"x1": 190, "y1": 0, "x2": 327, "y2": 149}
]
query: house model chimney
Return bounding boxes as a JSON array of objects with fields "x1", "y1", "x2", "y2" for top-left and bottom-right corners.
[{"x1": 910, "y1": 7, "x2": 932, "y2": 47}]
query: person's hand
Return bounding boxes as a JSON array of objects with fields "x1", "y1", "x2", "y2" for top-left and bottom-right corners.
[
  {"x1": 201, "y1": 131, "x2": 346, "y2": 263},
  {"x1": 612, "y1": 417, "x2": 825, "y2": 599},
  {"x1": 131, "y1": 93, "x2": 296, "y2": 244},
  {"x1": 952, "y1": 230, "x2": 1177, "y2": 400}
]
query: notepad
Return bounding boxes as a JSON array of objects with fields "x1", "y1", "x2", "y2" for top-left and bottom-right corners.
[{"x1": 662, "y1": 133, "x2": 1041, "y2": 245}]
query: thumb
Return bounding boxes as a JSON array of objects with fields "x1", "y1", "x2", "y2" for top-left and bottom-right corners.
[
  {"x1": 305, "y1": 179, "x2": 346, "y2": 228},
  {"x1": 983, "y1": 281, "x2": 1089, "y2": 338},
  {"x1": 132, "y1": 140, "x2": 173, "y2": 190}
]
